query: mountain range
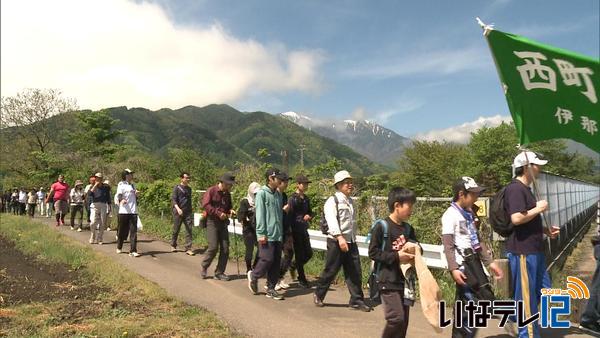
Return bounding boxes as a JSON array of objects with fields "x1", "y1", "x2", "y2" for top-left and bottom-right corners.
[
  {"x1": 279, "y1": 111, "x2": 410, "y2": 166},
  {"x1": 104, "y1": 104, "x2": 386, "y2": 175}
]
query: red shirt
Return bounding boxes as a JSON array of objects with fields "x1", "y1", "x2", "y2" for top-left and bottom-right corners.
[
  {"x1": 202, "y1": 185, "x2": 232, "y2": 219},
  {"x1": 51, "y1": 181, "x2": 70, "y2": 201}
]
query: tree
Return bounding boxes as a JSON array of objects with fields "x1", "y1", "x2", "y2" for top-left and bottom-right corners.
[
  {"x1": 69, "y1": 109, "x2": 122, "y2": 158},
  {"x1": 394, "y1": 141, "x2": 475, "y2": 196},
  {"x1": 1, "y1": 88, "x2": 77, "y2": 154}
]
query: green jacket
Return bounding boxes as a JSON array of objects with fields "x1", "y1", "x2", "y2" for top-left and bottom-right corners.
[{"x1": 255, "y1": 185, "x2": 283, "y2": 242}]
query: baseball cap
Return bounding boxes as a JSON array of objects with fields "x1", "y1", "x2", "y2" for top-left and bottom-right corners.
[
  {"x1": 280, "y1": 172, "x2": 290, "y2": 181},
  {"x1": 94, "y1": 172, "x2": 103, "y2": 179},
  {"x1": 296, "y1": 174, "x2": 312, "y2": 184},
  {"x1": 513, "y1": 151, "x2": 548, "y2": 168},
  {"x1": 453, "y1": 176, "x2": 486, "y2": 194},
  {"x1": 334, "y1": 170, "x2": 352, "y2": 185},
  {"x1": 219, "y1": 172, "x2": 236, "y2": 185},
  {"x1": 265, "y1": 167, "x2": 286, "y2": 180}
]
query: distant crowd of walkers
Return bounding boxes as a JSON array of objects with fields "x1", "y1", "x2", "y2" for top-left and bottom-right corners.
[{"x1": 3, "y1": 150, "x2": 600, "y2": 338}]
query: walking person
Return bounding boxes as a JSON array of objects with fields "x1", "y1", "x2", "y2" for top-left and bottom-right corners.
[
  {"x1": 287, "y1": 174, "x2": 314, "y2": 288},
  {"x1": 369, "y1": 187, "x2": 420, "y2": 338},
  {"x1": 238, "y1": 182, "x2": 261, "y2": 272},
  {"x1": 84, "y1": 175, "x2": 95, "y2": 229},
  {"x1": 247, "y1": 168, "x2": 286, "y2": 300},
  {"x1": 103, "y1": 180, "x2": 113, "y2": 232},
  {"x1": 10, "y1": 189, "x2": 19, "y2": 215},
  {"x1": 442, "y1": 177, "x2": 503, "y2": 338},
  {"x1": 37, "y1": 187, "x2": 47, "y2": 216},
  {"x1": 47, "y1": 175, "x2": 70, "y2": 226},
  {"x1": 89, "y1": 173, "x2": 111, "y2": 245},
  {"x1": 18, "y1": 187, "x2": 27, "y2": 215},
  {"x1": 171, "y1": 172, "x2": 195, "y2": 256},
  {"x1": 314, "y1": 170, "x2": 371, "y2": 312},
  {"x1": 116, "y1": 169, "x2": 141, "y2": 257},
  {"x1": 69, "y1": 180, "x2": 85, "y2": 231},
  {"x1": 504, "y1": 152, "x2": 559, "y2": 338},
  {"x1": 200, "y1": 173, "x2": 236, "y2": 280},
  {"x1": 276, "y1": 172, "x2": 294, "y2": 291},
  {"x1": 26, "y1": 188, "x2": 37, "y2": 218}
]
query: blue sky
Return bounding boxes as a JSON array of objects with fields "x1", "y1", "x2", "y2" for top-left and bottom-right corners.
[
  {"x1": 151, "y1": 0, "x2": 599, "y2": 137},
  {"x1": 2, "y1": 0, "x2": 598, "y2": 140}
]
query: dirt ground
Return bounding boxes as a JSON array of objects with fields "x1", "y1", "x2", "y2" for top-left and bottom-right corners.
[{"x1": 0, "y1": 235, "x2": 104, "y2": 327}]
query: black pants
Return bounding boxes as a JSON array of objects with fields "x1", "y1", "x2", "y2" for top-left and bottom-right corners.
[
  {"x1": 70, "y1": 204, "x2": 84, "y2": 228},
  {"x1": 243, "y1": 229, "x2": 258, "y2": 272},
  {"x1": 251, "y1": 241, "x2": 282, "y2": 290},
  {"x1": 279, "y1": 233, "x2": 295, "y2": 279},
  {"x1": 381, "y1": 290, "x2": 410, "y2": 338},
  {"x1": 171, "y1": 211, "x2": 193, "y2": 250},
  {"x1": 315, "y1": 239, "x2": 364, "y2": 304},
  {"x1": 201, "y1": 219, "x2": 229, "y2": 274},
  {"x1": 85, "y1": 203, "x2": 92, "y2": 224},
  {"x1": 19, "y1": 202, "x2": 26, "y2": 215},
  {"x1": 27, "y1": 204, "x2": 36, "y2": 217},
  {"x1": 117, "y1": 214, "x2": 138, "y2": 252},
  {"x1": 292, "y1": 230, "x2": 313, "y2": 282}
]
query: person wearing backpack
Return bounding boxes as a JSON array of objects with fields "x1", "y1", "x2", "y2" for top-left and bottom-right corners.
[
  {"x1": 238, "y1": 182, "x2": 261, "y2": 273},
  {"x1": 368, "y1": 187, "x2": 419, "y2": 337},
  {"x1": 442, "y1": 177, "x2": 503, "y2": 338},
  {"x1": 247, "y1": 168, "x2": 286, "y2": 300},
  {"x1": 504, "y1": 152, "x2": 559, "y2": 338},
  {"x1": 286, "y1": 174, "x2": 314, "y2": 288},
  {"x1": 171, "y1": 172, "x2": 195, "y2": 256},
  {"x1": 313, "y1": 170, "x2": 371, "y2": 312}
]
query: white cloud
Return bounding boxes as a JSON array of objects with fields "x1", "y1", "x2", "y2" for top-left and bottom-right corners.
[
  {"x1": 414, "y1": 115, "x2": 511, "y2": 143},
  {"x1": 343, "y1": 46, "x2": 487, "y2": 79},
  {"x1": 0, "y1": 0, "x2": 325, "y2": 110}
]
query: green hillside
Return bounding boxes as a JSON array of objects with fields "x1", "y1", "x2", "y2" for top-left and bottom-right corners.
[{"x1": 105, "y1": 104, "x2": 384, "y2": 175}]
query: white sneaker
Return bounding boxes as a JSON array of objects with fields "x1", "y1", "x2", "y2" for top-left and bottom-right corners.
[
  {"x1": 77, "y1": 228, "x2": 82, "y2": 232},
  {"x1": 116, "y1": 249, "x2": 122, "y2": 254},
  {"x1": 276, "y1": 279, "x2": 290, "y2": 290},
  {"x1": 129, "y1": 252, "x2": 141, "y2": 257},
  {"x1": 88, "y1": 236, "x2": 94, "y2": 244},
  {"x1": 98, "y1": 242, "x2": 103, "y2": 245},
  {"x1": 106, "y1": 227, "x2": 111, "y2": 232}
]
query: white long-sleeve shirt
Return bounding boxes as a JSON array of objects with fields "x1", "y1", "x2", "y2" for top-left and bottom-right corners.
[{"x1": 324, "y1": 191, "x2": 357, "y2": 243}]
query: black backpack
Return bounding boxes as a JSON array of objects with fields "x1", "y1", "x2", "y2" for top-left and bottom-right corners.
[
  {"x1": 489, "y1": 186, "x2": 514, "y2": 237},
  {"x1": 319, "y1": 195, "x2": 339, "y2": 235}
]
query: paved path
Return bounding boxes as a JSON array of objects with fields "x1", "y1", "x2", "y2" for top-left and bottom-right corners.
[{"x1": 33, "y1": 216, "x2": 592, "y2": 337}]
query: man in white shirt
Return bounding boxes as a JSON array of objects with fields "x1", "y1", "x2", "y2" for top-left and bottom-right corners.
[
  {"x1": 313, "y1": 170, "x2": 371, "y2": 312},
  {"x1": 36, "y1": 187, "x2": 47, "y2": 217},
  {"x1": 115, "y1": 169, "x2": 140, "y2": 257}
]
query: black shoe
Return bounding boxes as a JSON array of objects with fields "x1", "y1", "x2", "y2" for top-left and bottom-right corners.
[
  {"x1": 298, "y1": 280, "x2": 311, "y2": 289},
  {"x1": 579, "y1": 321, "x2": 600, "y2": 336},
  {"x1": 214, "y1": 273, "x2": 230, "y2": 281},
  {"x1": 350, "y1": 301, "x2": 372, "y2": 312},
  {"x1": 200, "y1": 268, "x2": 208, "y2": 279},
  {"x1": 266, "y1": 289, "x2": 285, "y2": 300},
  {"x1": 313, "y1": 293, "x2": 324, "y2": 307}
]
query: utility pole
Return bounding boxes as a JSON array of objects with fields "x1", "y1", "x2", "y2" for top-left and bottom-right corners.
[
  {"x1": 281, "y1": 150, "x2": 289, "y2": 174},
  {"x1": 298, "y1": 144, "x2": 306, "y2": 172}
]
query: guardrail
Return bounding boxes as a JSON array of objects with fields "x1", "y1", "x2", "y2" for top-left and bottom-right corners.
[{"x1": 193, "y1": 213, "x2": 448, "y2": 269}]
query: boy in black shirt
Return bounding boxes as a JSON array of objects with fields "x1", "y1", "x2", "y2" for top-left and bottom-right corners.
[{"x1": 368, "y1": 187, "x2": 419, "y2": 338}]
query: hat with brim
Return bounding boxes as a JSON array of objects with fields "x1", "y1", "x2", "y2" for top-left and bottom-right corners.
[
  {"x1": 74, "y1": 180, "x2": 83, "y2": 186},
  {"x1": 462, "y1": 177, "x2": 486, "y2": 193},
  {"x1": 219, "y1": 173, "x2": 236, "y2": 185},
  {"x1": 94, "y1": 172, "x2": 103, "y2": 179},
  {"x1": 265, "y1": 168, "x2": 286, "y2": 180},
  {"x1": 333, "y1": 170, "x2": 352, "y2": 185},
  {"x1": 296, "y1": 174, "x2": 312, "y2": 184}
]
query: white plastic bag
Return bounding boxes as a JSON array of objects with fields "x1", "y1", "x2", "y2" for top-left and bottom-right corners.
[{"x1": 137, "y1": 216, "x2": 143, "y2": 230}]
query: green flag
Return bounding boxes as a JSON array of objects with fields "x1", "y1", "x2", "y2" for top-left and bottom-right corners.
[{"x1": 484, "y1": 27, "x2": 599, "y2": 152}]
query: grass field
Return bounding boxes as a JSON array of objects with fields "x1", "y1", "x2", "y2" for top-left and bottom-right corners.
[{"x1": 0, "y1": 214, "x2": 241, "y2": 337}]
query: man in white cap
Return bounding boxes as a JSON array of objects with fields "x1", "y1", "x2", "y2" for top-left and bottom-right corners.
[
  {"x1": 313, "y1": 170, "x2": 371, "y2": 312},
  {"x1": 504, "y1": 151, "x2": 559, "y2": 338}
]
